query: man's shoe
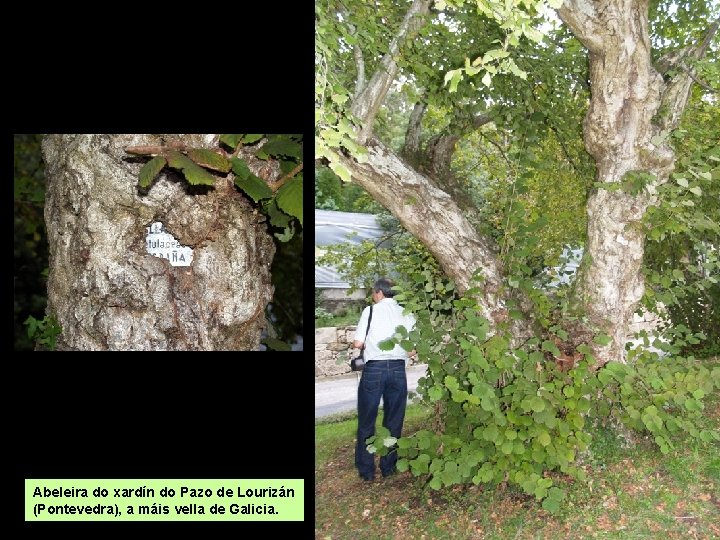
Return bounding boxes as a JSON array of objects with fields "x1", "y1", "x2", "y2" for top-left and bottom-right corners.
[
  {"x1": 381, "y1": 469, "x2": 397, "y2": 478},
  {"x1": 359, "y1": 474, "x2": 374, "y2": 481}
]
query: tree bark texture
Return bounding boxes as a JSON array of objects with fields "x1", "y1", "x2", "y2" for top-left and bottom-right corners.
[
  {"x1": 42, "y1": 134, "x2": 275, "y2": 351},
  {"x1": 559, "y1": 0, "x2": 713, "y2": 364}
]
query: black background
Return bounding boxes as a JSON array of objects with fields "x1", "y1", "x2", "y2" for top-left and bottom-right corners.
[{"x1": 11, "y1": 3, "x2": 315, "y2": 536}]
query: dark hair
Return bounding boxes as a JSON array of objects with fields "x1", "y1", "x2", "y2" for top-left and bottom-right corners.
[{"x1": 373, "y1": 278, "x2": 395, "y2": 298}]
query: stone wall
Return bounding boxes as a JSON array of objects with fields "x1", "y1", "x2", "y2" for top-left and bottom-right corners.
[{"x1": 315, "y1": 326, "x2": 357, "y2": 377}]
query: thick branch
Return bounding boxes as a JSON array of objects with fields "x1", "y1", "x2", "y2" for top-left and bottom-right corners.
[
  {"x1": 557, "y1": 0, "x2": 604, "y2": 52},
  {"x1": 350, "y1": 0, "x2": 433, "y2": 143},
  {"x1": 657, "y1": 18, "x2": 720, "y2": 132},
  {"x1": 336, "y1": 137, "x2": 535, "y2": 341},
  {"x1": 353, "y1": 44, "x2": 366, "y2": 100}
]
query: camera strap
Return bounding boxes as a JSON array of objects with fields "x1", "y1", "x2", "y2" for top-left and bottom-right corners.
[
  {"x1": 355, "y1": 305, "x2": 374, "y2": 380},
  {"x1": 361, "y1": 305, "x2": 373, "y2": 353}
]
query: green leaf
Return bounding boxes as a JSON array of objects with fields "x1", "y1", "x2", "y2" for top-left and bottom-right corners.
[
  {"x1": 181, "y1": 160, "x2": 216, "y2": 186},
  {"x1": 220, "y1": 134, "x2": 244, "y2": 148},
  {"x1": 329, "y1": 159, "x2": 351, "y2": 182},
  {"x1": 275, "y1": 176, "x2": 303, "y2": 225},
  {"x1": 259, "y1": 137, "x2": 301, "y2": 159},
  {"x1": 531, "y1": 397, "x2": 546, "y2": 413},
  {"x1": 264, "y1": 199, "x2": 292, "y2": 228},
  {"x1": 138, "y1": 156, "x2": 167, "y2": 189},
  {"x1": 242, "y1": 134, "x2": 264, "y2": 144},
  {"x1": 537, "y1": 431, "x2": 551, "y2": 447},
  {"x1": 24, "y1": 315, "x2": 39, "y2": 338},
  {"x1": 542, "y1": 340, "x2": 561, "y2": 357},
  {"x1": 593, "y1": 334, "x2": 612, "y2": 346},
  {"x1": 676, "y1": 177, "x2": 689, "y2": 188},
  {"x1": 262, "y1": 337, "x2": 291, "y2": 351},
  {"x1": 274, "y1": 224, "x2": 295, "y2": 242},
  {"x1": 165, "y1": 150, "x2": 216, "y2": 186},
  {"x1": 428, "y1": 386, "x2": 443, "y2": 401},
  {"x1": 378, "y1": 338, "x2": 396, "y2": 351},
  {"x1": 689, "y1": 186, "x2": 702, "y2": 196},
  {"x1": 232, "y1": 158, "x2": 273, "y2": 201},
  {"x1": 187, "y1": 148, "x2": 231, "y2": 173},
  {"x1": 542, "y1": 497, "x2": 560, "y2": 513}
]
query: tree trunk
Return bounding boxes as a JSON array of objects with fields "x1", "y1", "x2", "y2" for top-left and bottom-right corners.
[
  {"x1": 42, "y1": 134, "x2": 275, "y2": 351},
  {"x1": 558, "y1": 1, "x2": 717, "y2": 364}
]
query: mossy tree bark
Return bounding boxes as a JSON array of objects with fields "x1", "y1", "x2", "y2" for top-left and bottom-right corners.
[{"x1": 42, "y1": 134, "x2": 275, "y2": 350}]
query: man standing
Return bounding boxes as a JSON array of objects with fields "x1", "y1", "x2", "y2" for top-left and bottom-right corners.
[{"x1": 353, "y1": 278, "x2": 416, "y2": 481}]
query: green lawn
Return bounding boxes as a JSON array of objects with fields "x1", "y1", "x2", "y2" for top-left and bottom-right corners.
[{"x1": 316, "y1": 370, "x2": 720, "y2": 539}]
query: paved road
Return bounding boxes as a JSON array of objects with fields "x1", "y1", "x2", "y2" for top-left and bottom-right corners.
[{"x1": 315, "y1": 364, "x2": 428, "y2": 419}]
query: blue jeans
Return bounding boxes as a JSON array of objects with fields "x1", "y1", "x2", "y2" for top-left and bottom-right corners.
[{"x1": 355, "y1": 359, "x2": 407, "y2": 479}]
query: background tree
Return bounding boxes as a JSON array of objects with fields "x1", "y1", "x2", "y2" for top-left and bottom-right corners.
[
  {"x1": 316, "y1": 0, "x2": 719, "y2": 510},
  {"x1": 316, "y1": 0, "x2": 718, "y2": 362}
]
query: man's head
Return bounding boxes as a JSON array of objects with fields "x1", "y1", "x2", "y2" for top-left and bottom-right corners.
[{"x1": 372, "y1": 278, "x2": 395, "y2": 303}]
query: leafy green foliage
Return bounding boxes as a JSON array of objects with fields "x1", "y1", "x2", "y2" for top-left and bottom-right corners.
[
  {"x1": 24, "y1": 314, "x2": 62, "y2": 350},
  {"x1": 129, "y1": 135, "x2": 303, "y2": 243},
  {"x1": 643, "y1": 98, "x2": 720, "y2": 357},
  {"x1": 379, "y1": 277, "x2": 719, "y2": 512},
  {"x1": 324, "y1": 221, "x2": 719, "y2": 512},
  {"x1": 315, "y1": 165, "x2": 384, "y2": 213}
]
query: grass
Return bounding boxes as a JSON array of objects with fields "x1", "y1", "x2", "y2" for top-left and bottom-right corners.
[{"x1": 315, "y1": 362, "x2": 720, "y2": 539}]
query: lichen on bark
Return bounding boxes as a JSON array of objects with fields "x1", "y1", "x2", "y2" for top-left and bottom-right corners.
[{"x1": 42, "y1": 134, "x2": 275, "y2": 350}]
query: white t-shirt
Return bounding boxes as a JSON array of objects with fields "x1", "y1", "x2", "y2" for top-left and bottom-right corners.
[{"x1": 354, "y1": 298, "x2": 416, "y2": 361}]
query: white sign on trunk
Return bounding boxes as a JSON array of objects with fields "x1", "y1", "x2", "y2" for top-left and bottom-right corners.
[{"x1": 145, "y1": 222, "x2": 193, "y2": 266}]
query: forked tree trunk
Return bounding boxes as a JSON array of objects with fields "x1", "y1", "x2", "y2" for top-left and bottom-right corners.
[
  {"x1": 558, "y1": 1, "x2": 718, "y2": 364},
  {"x1": 42, "y1": 134, "x2": 275, "y2": 350}
]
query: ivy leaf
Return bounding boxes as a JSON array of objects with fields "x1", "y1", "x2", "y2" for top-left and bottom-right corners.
[
  {"x1": 138, "y1": 156, "x2": 166, "y2": 188},
  {"x1": 187, "y1": 148, "x2": 231, "y2": 173},
  {"x1": 275, "y1": 176, "x2": 303, "y2": 225}
]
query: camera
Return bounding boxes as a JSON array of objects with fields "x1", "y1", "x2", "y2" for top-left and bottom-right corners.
[{"x1": 350, "y1": 351, "x2": 365, "y2": 371}]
